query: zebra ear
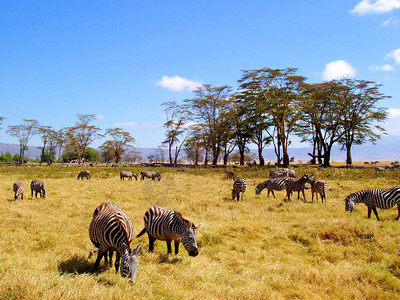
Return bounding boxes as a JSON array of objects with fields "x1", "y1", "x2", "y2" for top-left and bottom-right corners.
[
  {"x1": 194, "y1": 224, "x2": 202, "y2": 230},
  {"x1": 132, "y1": 243, "x2": 142, "y2": 255},
  {"x1": 121, "y1": 243, "x2": 128, "y2": 254}
]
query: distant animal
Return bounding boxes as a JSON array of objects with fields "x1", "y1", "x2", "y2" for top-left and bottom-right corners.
[
  {"x1": 30, "y1": 179, "x2": 47, "y2": 199},
  {"x1": 231, "y1": 178, "x2": 247, "y2": 201},
  {"x1": 375, "y1": 167, "x2": 386, "y2": 172},
  {"x1": 13, "y1": 182, "x2": 24, "y2": 201},
  {"x1": 225, "y1": 170, "x2": 236, "y2": 180},
  {"x1": 308, "y1": 175, "x2": 327, "y2": 203},
  {"x1": 77, "y1": 170, "x2": 91, "y2": 180},
  {"x1": 269, "y1": 169, "x2": 296, "y2": 179},
  {"x1": 285, "y1": 174, "x2": 314, "y2": 201},
  {"x1": 140, "y1": 171, "x2": 161, "y2": 181},
  {"x1": 89, "y1": 202, "x2": 142, "y2": 282},
  {"x1": 120, "y1": 171, "x2": 138, "y2": 181},
  {"x1": 255, "y1": 177, "x2": 290, "y2": 198},
  {"x1": 136, "y1": 206, "x2": 200, "y2": 256},
  {"x1": 345, "y1": 186, "x2": 400, "y2": 221}
]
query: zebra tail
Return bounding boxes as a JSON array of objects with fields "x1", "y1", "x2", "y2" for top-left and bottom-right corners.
[{"x1": 136, "y1": 227, "x2": 147, "y2": 238}]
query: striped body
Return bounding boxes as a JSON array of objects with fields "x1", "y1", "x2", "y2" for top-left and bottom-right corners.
[
  {"x1": 136, "y1": 206, "x2": 200, "y2": 256},
  {"x1": 269, "y1": 169, "x2": 295, "y2": 179},
  {"x1": 30, "y1": 179, "x2": 47, "y2": 199},
  {"x1": 89, "y1": 202, "x2": 142, "y2": 281},
  {"x1": 77, "y1": 170, "x2": 91, "y2": 180},
  {"x1": 345, "y1": 186, "x2": 400, "y2": 221},
  {"x1": 231, "y1": 178, "x2": 247, "y2": 201},
  {"x1": 13, "y1": 182, "x2": 24, "y2": 201},
  {"x1": 256, "y1": 177, "x2": 289, "y2": 198},
  {"x1": 120, "y1": 171, "x2": 138, "y2": 181},
  {"x1": 225, "y1": 170, "x2": 236, "y2": 181},
  {"x1": 286, "y1": 174, "x2": 314, "y2": 201},
  {"x1": 140, "y1": 171, "x2": 161, "y2": 181},
  {"x1": 311, "y1": 180, "x2": 327, "y2": 203}
]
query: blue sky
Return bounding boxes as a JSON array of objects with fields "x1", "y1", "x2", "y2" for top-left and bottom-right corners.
[{"x1": 1, "y1": 0, "x2": 400, "y2": 148}]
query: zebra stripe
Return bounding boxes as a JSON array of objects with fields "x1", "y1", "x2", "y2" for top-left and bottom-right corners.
[
  {"x1": 89, "y1": 202, "x2": 142, "y2": 281},
  {"x1": 231, "y1": 178, "x2": 247, "y2": 201},
  {"x1": 345, "y1": 186, "x2": 400, "y2": 221},
  {"x1": 225, "y1": 170, "x2": 236, "y2": 181},
  {"x1": 77, "y1": 170, "x2": 91, "y2": 180},
  {"x1": 311, "y1": 180, "x2": 327, "y2": 203},
  {"x1": 13, "y1": 182, "x2": 24, "y2": 201},
  {"x1": 30, "y1": 179, "x2": 47, "y2": 199},
  {"x1": 136, "y1": 206, "x2": 200, "y2": 256},
  {"x1": 269, "y1": 169, "x2": 295, "y2": 179},
  {"x1": 285, "y1": 174, "x2": 314, "y2": 201},
  {"x1": 256, "y1": 177, "x2": 289, "y2": 197},
  {"x1": 120, "y1": 171, "x2": 138, "y2": 181},
  {"x1": 140, "y1": 171, "x2": 161, "y2": 181}
]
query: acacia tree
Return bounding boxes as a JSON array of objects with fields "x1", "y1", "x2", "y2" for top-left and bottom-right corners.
[
  {"x1": 7, "y1": 119, "x2": 40, "y2": 163},
  {"x1": 38, "y1": 125, "x2": 53, "y2": 162},
  {"x1": 65, "y1": 114, "x2": 103, "y2": 163},
  {"x1": 101, "y1": 128, "x2": 135, "y2": 163}
]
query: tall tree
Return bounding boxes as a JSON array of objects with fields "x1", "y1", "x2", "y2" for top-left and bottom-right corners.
[
  {"x1": 101, "y1": 128, "x2": 135, "y2": 163},
  {"x1": 38, "y1": 125, "x2": 53, "y2": 162},
  {"x1": 7, "y1": 119, "x2": 40, "y2": 163}
]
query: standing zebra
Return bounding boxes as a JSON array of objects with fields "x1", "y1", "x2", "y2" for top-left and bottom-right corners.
[
  {"x1": 225, "y1": 170, "x2": 236, "y2": 181},
  {"x1": 89, "y1": 202, "x2": 142, "y2": 281},
  {"x1": 30, "y1": 179, "x2": 47, "y2": 199},
  {"x1": 285, "y1": 174, "x2": 314, "y2": 201},
  {"x1": 77, "y1": 170, "x2": 91, "y2": 180},
  {"x1": 255, "y1": 177, "x2": 289, "y2": 198},
  {"x1": 140, "y1": 171, "x2": 161, "y2": 181},
  {"x1": 345, "y1": 186, "x2": 400, "y2": 221},
  {"x1": 231, "y1": 178, "x2": 247, "y2": 201},
  {"x1": 308, "y1": 175, "x2": 327, "y2": 203},
  {"x1": 136, "y1": 206, "x2": 200, "y2": 256},
  {"x1": 13, "y1": 182, "x2": 24, "y2": 201},
  {"x1": 120, "y1": 171, "x2": 138, "y2": 181}
]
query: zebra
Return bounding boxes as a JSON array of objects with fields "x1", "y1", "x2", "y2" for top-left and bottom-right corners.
[
  {"x1": 136, "y1": 206, "x2": 200, "y2": 256},
  {"x1": 140, "y1": 171, "x2": 161, "y2": 181},
  {"x1": 231, "y1": 178, "x2": 247, "y2": 201},
  {"x1": 345, "y1": 186, "x2": 400, "y2": 221},
  {"x1": 308, "y1": 175, "x2": 327, "y2": 203},
  {"x1": 225, "y1": 170, "x2": 236, "y2": 181},
  {"x1": 120, "y1": 171, "x2": 138, "y2": 181},
  {"x1": 269, "y1": 169, "x2": 295, "y2": 179},
  {"x1": 89, "y1": 202, "x2": 142, "y2": 281},
  {"x1": 30, "y1": 179, "x2": 47, "y2": 199},
  {"x1": 13, "y1": 182, "x2": 24, "y2": 201},
  {"x1": 77, "y1": 170, "x2": 91, "y2": 180},
  {"x1": 285, "y1": 174, "x2": 314, "y2": 202},
  {"x1": 255, "y1": 177, "x2": 289, "y2": 198}
]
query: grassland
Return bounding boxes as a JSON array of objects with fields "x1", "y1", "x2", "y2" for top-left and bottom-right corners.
[{"x1": 1, "y1": 164, "x2": 400, "y2": 299}]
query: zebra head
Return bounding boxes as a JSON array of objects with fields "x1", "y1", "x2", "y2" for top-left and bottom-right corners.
[
  {"x1": 306, "y1": 174, "x2": 316, "y2": 184},
  {"x1": 42, "y1": 188, "x2": 47, "y2": 199},
  {"x1": 120, "y1": 243, "x2": 142, "y2": 282},
  {"x1": 181, "y1": 223, "x2": 201, "y2": 257},
  {"x1": 255, "y1": 183, "x2": 263, "y2": 195},
  {"x1": 345, "y1": 195, "x2": 356, "y2": 213}
]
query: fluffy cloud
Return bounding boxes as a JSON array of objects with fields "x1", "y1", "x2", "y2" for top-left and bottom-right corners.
[
  {"x1": 351, "y1": 0, "x2": 400, "y2": 15},
  {"x1": 388, "y1": 108, "x2": 400, "y2": 118},
  {"x1": 369, "y1": 64, "x2": 395, "y2": 71},
  {"x1": 156, "y1": 75, "x2": 203, "y2": 92},
  {"x1": 386, "y1": 48, "x2": 400, "y2": 64},
  {"x1": 114, "y1": 121, "x2": 158, "y2": 128},
  {"x1": 322, "y1": 60, "x2": 357, "y2": 81}
]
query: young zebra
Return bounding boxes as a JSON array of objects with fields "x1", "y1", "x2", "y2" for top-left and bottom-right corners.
[
  {"x1": 136, "y1": 206, "x2": 200, "y2": 256},
  {"x1": 140, "y1": 171, "x2": 161, "y2": 181},
  {"x1": 30, "y1": 179, "x2": 47, "y2": 199},
  {"x1": 77, "y1": 170, "x2": 91, "y2": 180},
  {"x1": 120, "y1": 171, "x2": 138, "y2": 181},
  {"x1": 285, "y1": 174, "x2": 314, "y2": 202},
  {"x1": 231, "y1": 178, "x2": 247, "y2": 201},
  {"x1": 225, "y1": 170, "x2": 236, "y2": 181},
  {"x1": 255, "y1": 177, "x2": 290, "y2": 198},
  {"x1": 13, "y1": 182, "x2": 24, "y2": 201},
  {"x1": 345, "y1": 186, "x2": 400, "y2": 221},
  {"x1": 309, "y1": 176, "x2": 327, "y2": 203},
  {"x1": 89, "y1": 202, "x2": 142, "y2": 282}
]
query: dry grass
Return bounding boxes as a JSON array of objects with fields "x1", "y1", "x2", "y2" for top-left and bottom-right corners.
[{"x1": 1, "y1": 164, "x2": 400, "y2": 299}]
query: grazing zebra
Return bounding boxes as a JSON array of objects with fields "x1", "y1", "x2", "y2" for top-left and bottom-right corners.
[
  {"x1": 13, "y1": 182, "x2": 24, "y2": 201},
  {"x1": 308, "y1": 175, "x2": 327, "y2": 203},
  {"x1": 225, "y1": 170, "x2": 236, "y2": 181},
  {"x1": 345, "y1": 186, "x2": 400, "y2": 221},
  {"x1": 89, "y1": 202, "x2": 142, "y2": 281},
  {"x1": 269, "y1": 169, "x2": 295, "y2": 179},
  {"x1": 140, "y1": 171, "x2": 161, "y2": 181},
  {"x1": 120, "y1": 171, "x2": 138, "y2": 181},
  {"x1": 255, "y1": 177, "x2": 289, "y2": 198},
  {"x1": 136, "y1": 206, "x2": 200, "y2": 256},
  {"x1": 231, "y1": 178, "x2": 247, "y2": 201},
  {"x1": 285, "y1": 174, "x2": 314, "y2": 202},
  {"x1": 30, "y1": 179, "x2": 47, "y2": 199},
  {"x1": 77, "y1": 170, "x2": 91, "y2": 180}
]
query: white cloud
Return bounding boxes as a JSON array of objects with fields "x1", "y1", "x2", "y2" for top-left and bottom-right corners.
[
  {"x1": 94, "y1": 115, "x2": 105, "y2": 120},
  {"x1": 383, "y1": 108, "x2": 400, "y2": 135},
  {"x1": 381, "y1": 16, "x2": 400, "y2": 25},
  {"x1": 386, "y1": 48, "x2": 400, "y2": 64},
  {"x1": 388, "y1": 108, "x2": 400, "y2": 118},
  {"x1": 114, "y1": 121, "x2": 158, "y2": 128},
  {"x1": 369, "y1": 64, "x2": 395, "y2": 71},
  {"x1": 156, "y1": 75, "x2": 203, "y2": 92},
  {"x1": 351, "y1": 0, "x2": 400, "y2": 15},
  {"x1": 322, "y1": 60, "x2": 356, "y2": 81}
]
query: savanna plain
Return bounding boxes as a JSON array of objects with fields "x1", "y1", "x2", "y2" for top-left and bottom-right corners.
[{"x1": 1, "y1": 164, "x2": 400, "y2": 299}]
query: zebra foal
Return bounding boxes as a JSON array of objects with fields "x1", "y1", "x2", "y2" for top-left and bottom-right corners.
[
  {"x1": 89, "y1": 202, "x2": 142, "y2": 282},
  {"x1": 13, "y1": 182, "x2": 24, "y2": 201},
  {"x1": 285, "y1": 174, "x2": 314, "y2": 201},
  {"x1": 225, "y1": 170, "x2": 236, "y2": 181},
  {"x1": 308, "y1": 175, "x2": 327, "y2": 203},
  {"x1": 231, "y1": 178, "x2": 247, "y2": 201},
  {"x1": 77, "y1": 170, "x2": 91, "y2": 180},
  {"x1": 345, "y1": 186, "x2": 400, "y2": 221},
  {"x1": 30, "y1": 179, "x2": 47, "y2": 199},
  {"x1": 140, "y1": 171, "x2": 161, "y2": 181},
  {"x1": 136, "y1": 206, "x2": 200, "y2": 256}
]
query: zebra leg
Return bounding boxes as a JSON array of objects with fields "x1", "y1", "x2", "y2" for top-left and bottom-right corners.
[
  {"x1": 372, "y1": 207, "x2": 380, "y2": 221},
  {"x1": 148, "y1": 235, "x2": 156, "y2": 252},
  {"x1": 270, "y1": 190, "x2": 275, "y2": 198},
  {"x1": 166, "y1": 241, "x2": 172, "y2": 255},
  {"x1": 93, "y1": 250, "x2": 105, "y2": 272},
  {"x1": 174, "y1": 241, "x2": 180, "y2": 255},
  {"x1": 241, "y1": 191, "x2": 245, "y2": 201},
  {"x1": 396, "y1": 204, "x2": 400, "y2": 220},
  {"x1": 115, "y1": 251, "x2": 121, "y2": 272},
  {"x1": 368, "y1": 207, "x2": 372, "y2": 218},
  {"x1": 301, "y1": 190, "x2": 306, "y2": 202}
]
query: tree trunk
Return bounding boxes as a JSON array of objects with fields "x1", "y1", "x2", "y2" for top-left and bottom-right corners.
[
  {"x1": 346, "y1": 143, "x2": 352, "y2": 165},
  {"x1": 257, "y1": 145, "x2": 264, "y2": 166}
]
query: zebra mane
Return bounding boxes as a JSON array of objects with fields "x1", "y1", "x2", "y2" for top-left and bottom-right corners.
[
  {"x1": 114, "y1": 213, "x2": 131, "y2": 250},
  {"x1": 174, "y1": 211, "x2": 191, "y2": 226}
]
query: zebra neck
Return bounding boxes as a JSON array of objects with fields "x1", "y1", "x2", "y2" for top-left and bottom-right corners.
[{"x1": 170, "y1": 213, "x2": 190, "y2": 235}]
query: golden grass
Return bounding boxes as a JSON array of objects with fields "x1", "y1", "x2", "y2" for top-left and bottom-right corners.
[{"x1": 1, "y1": 165, "x2": 400, "y2": 299}]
